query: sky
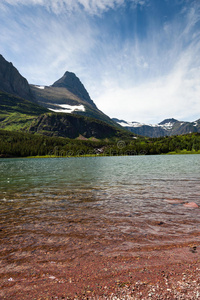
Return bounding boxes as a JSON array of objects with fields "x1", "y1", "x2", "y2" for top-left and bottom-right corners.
[{"x1": 0, "y1": 0, "x2": 200, "y2": 124}]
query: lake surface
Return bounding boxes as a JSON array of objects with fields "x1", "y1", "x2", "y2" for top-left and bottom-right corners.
[{"x1": 0, "y1": 155, "x2": 200, "y2": 283}]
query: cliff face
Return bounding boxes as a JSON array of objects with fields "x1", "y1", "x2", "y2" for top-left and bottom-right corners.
[
  {"x1": 0, "y1": 54, "x2": 34, "y2": 101},
  {"x1": 127, "y1": 125, "x2": 167, "y2": 137},
  {"x1": 29, "y1": 113, "x2": 118, "y2": 139}
]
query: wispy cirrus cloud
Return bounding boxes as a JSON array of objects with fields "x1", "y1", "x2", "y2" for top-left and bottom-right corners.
[
  {"x1": 0, "y1": 2, "x2": 97, "y2": 84},
  {"x1": 0, "y1": 0, "x2": 148, "y2": 15},
  {"x1": 93, "y1": 1, "x2": 200, "y2": 123}
]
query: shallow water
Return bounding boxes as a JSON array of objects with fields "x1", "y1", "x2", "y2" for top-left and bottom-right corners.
[{"x1": 0, "y1": 155, "x2": 200, "y2": 278}]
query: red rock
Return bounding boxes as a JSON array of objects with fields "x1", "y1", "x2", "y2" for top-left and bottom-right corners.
[{"x1": 183, "y1": 202, "x2": 199, "y2": 208}]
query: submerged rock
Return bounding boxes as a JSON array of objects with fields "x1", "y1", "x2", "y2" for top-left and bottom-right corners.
[{"x1": 183, "y1": 202, "x2": 199, "y2": 208}]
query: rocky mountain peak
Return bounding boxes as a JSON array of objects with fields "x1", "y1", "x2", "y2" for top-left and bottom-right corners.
[
  {"x1": 52, "y1": 71, "x2": 96, "y2": 107},
  {"x1": 0, "y1": 54, "x2": 34, "y2": 101}
]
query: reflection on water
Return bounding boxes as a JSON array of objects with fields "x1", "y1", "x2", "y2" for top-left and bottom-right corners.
[{"x1": 0, "y1": 155, "x2": 200, "y2": 276}]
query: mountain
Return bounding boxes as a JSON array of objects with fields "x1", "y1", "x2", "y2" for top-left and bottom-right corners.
[
  {"x1": 0, "y1": 54, "x2": 130, "y2": 139},
  {"x1": 0, "y1": 54, "x2": 34, "y2": 102},
  {"x1": 52, "y1": 71, "x2": 96, "y2": 108},
  {"x1": 113, "y1": 118, "x2": 200, "y2": 137},
  {"x1": 30, "y1": 71, "x2": 96, "y2": 111},
  {"x1": 30, "y1": 72, "x2": 118, "y2": 128},
  {"x1": 0, "y1": 54, "x2": 120, "y2": 128}
]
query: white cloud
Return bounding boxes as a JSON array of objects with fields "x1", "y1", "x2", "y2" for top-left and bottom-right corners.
[{"x1": 95, "y1": 50, "x2": 200, "y2": 123}]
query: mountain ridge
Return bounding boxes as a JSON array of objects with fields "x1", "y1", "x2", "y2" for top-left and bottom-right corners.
[{"x1": 113, "y1": 118, "x2": 200, "y2": 137}]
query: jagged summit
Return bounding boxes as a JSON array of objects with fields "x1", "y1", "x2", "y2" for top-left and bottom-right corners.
[
  {"x1": 52, "y1": 71, "x2": 95, "y2": 107},
  {"x1": 0, "y1": 54, "x2": 34, "y2": 101}
]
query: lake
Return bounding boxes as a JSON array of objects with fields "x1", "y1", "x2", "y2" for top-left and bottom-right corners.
[{"x1": 0, "y1": 155, "x2": 200, "y2": 298}]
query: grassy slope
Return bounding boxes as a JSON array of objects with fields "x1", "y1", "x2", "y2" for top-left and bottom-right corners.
[
  {"x1": 0, "y1": 90, "x2": 132, "y2": 139},
  {"x1": 0, "y1": 90, "x2": 48, "y2": 115},
  {"x1": 30, "y1": 85, "x2": 122, "y2": 129},
  {"x1": 0, "y1": 91, "x2": 48, "y2": 131}
]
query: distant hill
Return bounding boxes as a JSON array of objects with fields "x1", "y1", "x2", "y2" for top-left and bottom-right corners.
[{"x1": 113, "y1": 118, "x2": 200, "y2": 137}]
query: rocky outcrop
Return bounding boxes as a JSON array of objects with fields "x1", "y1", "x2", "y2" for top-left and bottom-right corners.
[{"x1": 0, "y1": 54, "x2": 34, "y2": 101}]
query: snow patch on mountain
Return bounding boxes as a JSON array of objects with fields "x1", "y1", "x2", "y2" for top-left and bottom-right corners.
[
  {"x1": 49, "y1": 104, "x2": 85, "y2": 113},
  {"x1": 34, "y1": 85, "x2": 45, "y2": 90},
  {"x1": 113, "y1": 117, "x2": 200, "y2": 138},
  {"x1": 157, "y1": 122, "x2": 174, "y2": 130},
  {"x1": 117, "y1": 119, "x2": 176, "y2": 130},
  {"x1": 118, "y1": 121, "x2": 145, "y2": 128}
]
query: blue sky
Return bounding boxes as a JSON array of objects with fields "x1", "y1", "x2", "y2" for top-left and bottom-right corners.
[{"x1": 0, "y1": 0, "x2": 200, "y2": 123}]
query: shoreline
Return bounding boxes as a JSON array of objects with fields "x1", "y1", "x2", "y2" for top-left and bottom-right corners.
[
  {"x1": 0, "y1": 245, "x2": 200, "y2": 300},
  {"x1": 1, "y1": 242, "x2": 200, "y2": 299},
  {"x1": 0, "y1": 151, "x2": 200, "y2": 160}
]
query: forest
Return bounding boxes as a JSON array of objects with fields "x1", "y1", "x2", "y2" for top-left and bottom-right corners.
[{"x1": 0, "y1": 130, "x2": 200, "y2": 158}]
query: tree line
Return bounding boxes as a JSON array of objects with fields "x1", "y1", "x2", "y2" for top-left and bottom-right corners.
[{"x1": 0, "y1": 130, "x2": 200, "y2": 158}]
